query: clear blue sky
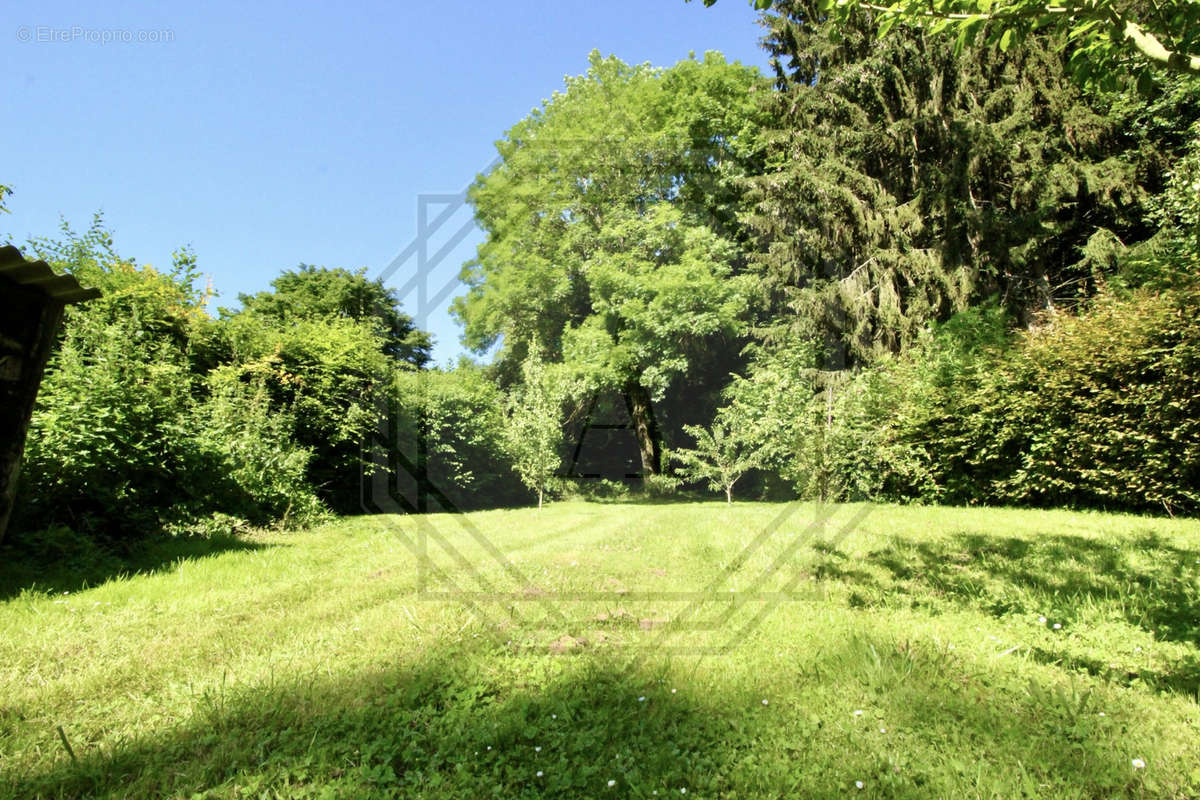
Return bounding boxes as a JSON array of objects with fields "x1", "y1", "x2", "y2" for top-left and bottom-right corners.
[{"x1": 2, "y1": 0, "x2": 771, "y2": 365}]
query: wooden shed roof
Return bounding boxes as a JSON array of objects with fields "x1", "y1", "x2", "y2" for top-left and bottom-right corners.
[{"x1": 0, "y1": 244, "x2": 101, "y2": 304}]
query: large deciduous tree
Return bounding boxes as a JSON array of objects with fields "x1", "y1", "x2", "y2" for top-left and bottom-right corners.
[
  {"x1": 454, "y1": 51, "x2": 766, "y2": 474},
  {"x1": 238, "y1": 264, "x2": 432, "y2": 368}
]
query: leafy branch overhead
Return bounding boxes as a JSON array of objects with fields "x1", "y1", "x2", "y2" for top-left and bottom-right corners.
[{"x1": 700, "y1": 0, "x2": 1200, "y2": 89}]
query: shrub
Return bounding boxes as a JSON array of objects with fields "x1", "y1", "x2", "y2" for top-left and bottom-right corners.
[
  {"x1": 19, "y1": 302, "x2": 196, "y2": 537},
  {"x1": 15, "y1": 222, "x2": 340, "y2": 541},
  {"x1": 943, "y1": 287, "x2": 1200, "y2": 514},
  {"x1": 385, "y1": 367, "x2": 525, "y2": 511},
  {"x1": 182, "y1": 379, "x2": 325, "y2": 528},
  {"x1": 215, "y1": 313, "x2": 392, "y2": 513}
]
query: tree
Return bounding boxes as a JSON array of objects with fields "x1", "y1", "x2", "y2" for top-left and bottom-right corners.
[
  {"x1": 699, "y1": 0, "x2": 1200, "y2": 90},
  {"x1": 503, "y1": 346, "x2": 571, "y2": 508},
  {"x1": 238, "y1": 264, "x2": 432, "y2": 368},
  {"x1": 671, "y1": 418, "x2": 763, "y2": 502},
  {"x1": 737, "y1": 0, "x2": 1197, "y2": 367},
  {"x1": 18, "y1": 219, "x2": 323, "y2": 537},
  {"x1": 213, "y1": 310, "x2": 391, "y2": 513},
  {"x1": 454, "y1": 51, "x2": 765, "y2": 474}
]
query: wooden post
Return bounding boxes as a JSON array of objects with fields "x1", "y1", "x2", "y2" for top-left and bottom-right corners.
[{"x1": 0, "y1": 245, "x2": 100, "y2": 543}]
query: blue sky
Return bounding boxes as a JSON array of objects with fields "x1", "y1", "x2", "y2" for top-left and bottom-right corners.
[{"x1": 3, "y1": 0, "x2": 771, "y2": 364}]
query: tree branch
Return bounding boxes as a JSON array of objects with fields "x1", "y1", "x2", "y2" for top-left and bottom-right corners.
[
  {"x1": 852, "y1": 0, "x2": 1200, "y2": 75},
  {"x1": 1120, "y1": 17, "x2": 1200, "y2": 73}
]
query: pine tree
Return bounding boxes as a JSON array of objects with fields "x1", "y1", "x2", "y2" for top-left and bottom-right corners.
[{"x1": 745, "y1": 0, "x2": 1200, "y2": 363}]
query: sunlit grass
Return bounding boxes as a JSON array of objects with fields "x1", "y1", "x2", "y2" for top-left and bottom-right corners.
[{"x1": 2, "y1": 502, "x2": 1199, "y2": 798}]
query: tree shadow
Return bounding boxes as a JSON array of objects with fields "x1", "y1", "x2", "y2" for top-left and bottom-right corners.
[
  {"x1": 0, "y1": 531, "x2": 275, "y2": 601},
  {"x1": 12, "y1": 650, "x2": 767, "y2": 798},
  {"x1": 9, "y1": 633, "x2": 1185, "y2": 798},
  {"x1": 834, "y1": 528, "x2": 1200, "y2": 695},
  {"x1": 871, "y1": 530, "x2": 1200, "y2": 641}
]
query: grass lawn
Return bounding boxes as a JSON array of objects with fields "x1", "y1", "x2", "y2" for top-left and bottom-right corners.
[{"x1": 2, "y1": 501, "x2": 1199, "y2": 798}]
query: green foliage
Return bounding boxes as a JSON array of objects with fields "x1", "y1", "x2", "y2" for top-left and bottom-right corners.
[
  {"x1": 671, "y1": 418, "x2": 762, "y2": 502},
  {"x1": 556, "y1": 204, "x2": 751, "y2": 398},
  {"x1": 15, "y1": 221, "x2": 330, "y2": 539},
  {"x1": 744, "y1": 1, "x2": 1195, "y2": 363},
  {"x1": 215, "y1": 307, "x2": 393, "y2": 513},
  {"x1": 753, "y1": 291, "x2": 1199, "y2": 513},
  {"x1": 20, "y1": 305, "x2": 195, "y2": 536},
  {"x1": 824, "y1": 0, "x2": 1200, "y2": 92},
  {"x1": 502, "y1": 346, "x2": 574, "y2": 507},
  {"x1": 705, "y1": 0, "x2": 1200, "y2": 91},
  {"x1": 1125, "y1": 121, "x2": 1200, "y2": 287},
  {"x1": 455, "y1": 51, "x2": 766, "y2": 471},
  {"x1": 458, "y1": 52, "x2": 763, "y2": 370},
  {"x1": 183, "y1": 380, "x2": 324, "y2": 527},
  {"x1": 237, "y1": 264, "x2": 432, "y2": 367},
  {"x1": 389, "y1": 366, "x2": 525, "y2": 511},
  {"x1": 940, "y1": 287, "x2": 1200, "y2": 514}
]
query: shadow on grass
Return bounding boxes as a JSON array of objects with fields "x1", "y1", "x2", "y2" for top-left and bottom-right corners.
[
  {"x1": 867, "y1": 531, "x2": 1200, "y2": 643},
  {"x1": 13, "y1": 651, "x2": 758, "y2": 798},
  {"x1": 9, "y1": 635, "x2": 1181, "y2": 798},
  {"x1": 807, "y1": 529, "x2": 1200, "y2": 696},
  {"x1": 0, "y1": 531, "x2": 274, "y2": 601}
]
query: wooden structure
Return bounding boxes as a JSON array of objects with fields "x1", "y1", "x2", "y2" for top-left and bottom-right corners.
[{"x1": 0, "y1": 244, "x2": 100, "y2": 542}]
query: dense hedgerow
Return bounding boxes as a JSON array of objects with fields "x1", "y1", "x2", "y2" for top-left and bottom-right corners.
[
  {"x1": 940, "y1": 287, "x2": 1200, "y2": 514},
  {"x1": 11, "y1": 220, "x2": 529, "y2": 544},
  {"x1": 15, "y1": 222, "x2": 328, "y2": 539},
  {"x1": 739, "y1": 288, "x2": 1199, "y2": 514}
]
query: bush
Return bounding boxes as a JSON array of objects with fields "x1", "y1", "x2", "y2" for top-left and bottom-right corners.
[
  {"x1": 942, "y1": 287, "x2": 1200, "y2": 514},
  {"x1": 182, "y1": 380, "x2": 326, "y2": 528},
  {"x1": 214, "y1": 313, "x2": 392, "y2": 513},
  {"x1": 730, "y1": 292, "x2": 1200, "y2": 516},
  {"x1": 15, "y1": 222, "x2": 338, "y2": 541},
  {"x1": 385, "y1": 367, "x2": 525, "y2": 511},
  {"x1": 19, "y1": 297, "x2": 196, "y2": 537}
]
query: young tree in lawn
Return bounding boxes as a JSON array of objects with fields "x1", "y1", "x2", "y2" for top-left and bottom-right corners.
[
  {"x1": 671, "y1": 416, "x2": 763, "y2": 503},
  {"x1": 503, "y1": 346, "x2": 569, "y2": 509}
]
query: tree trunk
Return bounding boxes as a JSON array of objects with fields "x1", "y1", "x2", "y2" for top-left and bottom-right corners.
[
  {"x1": 725, "y1": 485, "x2": 732, "y2": 504},
  {"x1": 623, "y1": 380, "x2": 662, "y2": 475},
  {"x1": 538, "y1": 488, "x2": 543, "y2": 509}
]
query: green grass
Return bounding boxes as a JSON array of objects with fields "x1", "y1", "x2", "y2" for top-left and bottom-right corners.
[{"x1": 2, "y1": 501, "x2": 1199, "y2": 798}]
